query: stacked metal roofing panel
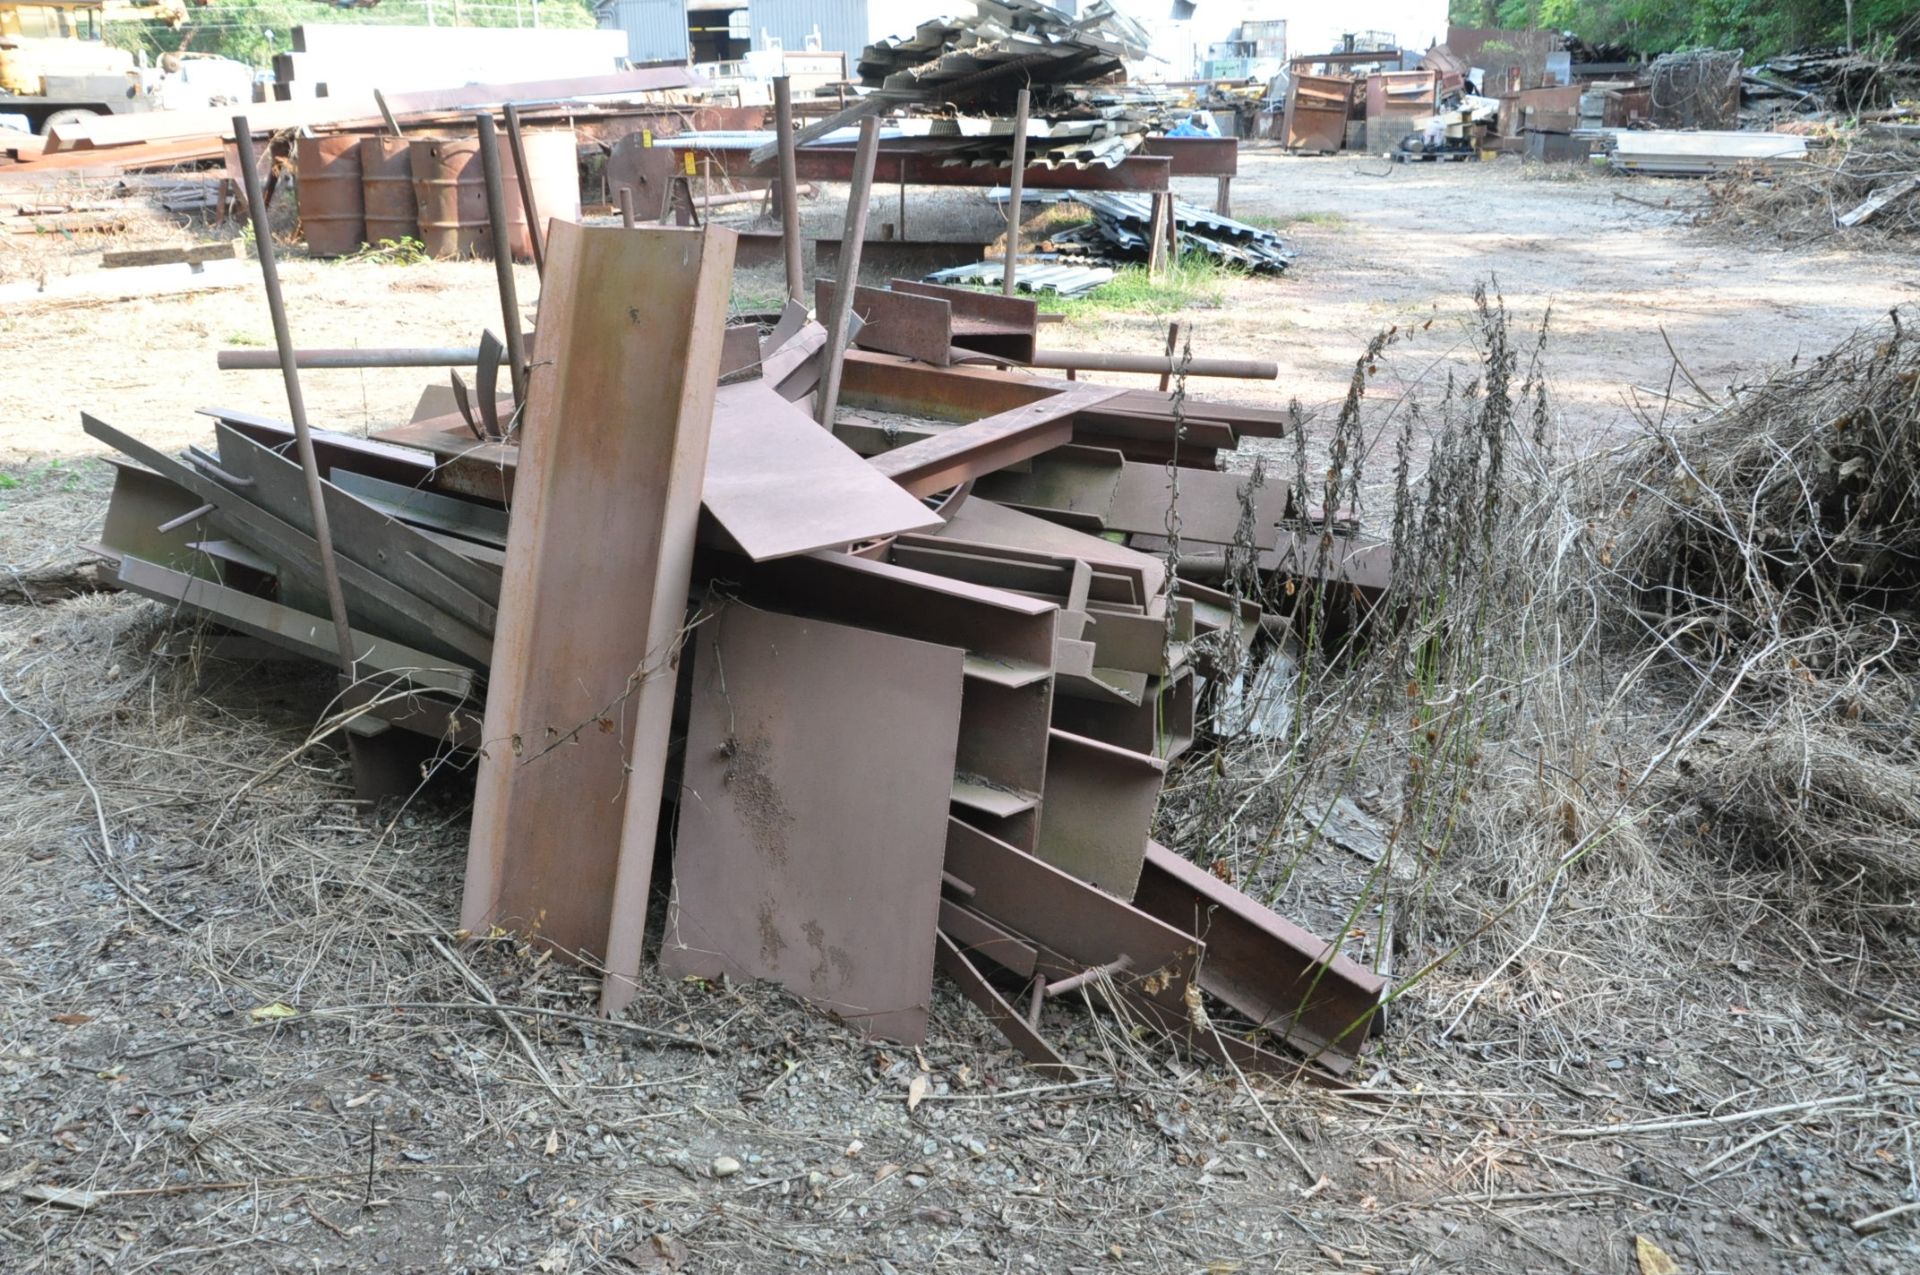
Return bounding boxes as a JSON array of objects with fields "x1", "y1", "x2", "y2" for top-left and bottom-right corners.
[{"x1": 1045, "y1": 191, "x2": 1296, "y2": 273}]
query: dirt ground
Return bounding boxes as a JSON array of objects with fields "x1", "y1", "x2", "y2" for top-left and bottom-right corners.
[{"x1": 2, "y1": 150, "x2": 1919, "y2": 1274}]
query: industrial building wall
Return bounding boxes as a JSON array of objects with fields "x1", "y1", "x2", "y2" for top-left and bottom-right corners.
[
  {"x1": 748, "y1": 0, "x2": 867, "y2": 56},
  {"x1": 602, "y1": 0, "x2": 692, "y2": 62}
]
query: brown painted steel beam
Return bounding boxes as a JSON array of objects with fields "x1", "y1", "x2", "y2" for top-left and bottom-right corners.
[
  {"x1": 675, "y1": 144, "x2": 1176, "y2": 193},
  {"x1": 1133, "y1": 841, "x2": 1386, "y2": 1072},
  {"x1": 866, "y1": 382, "x2": 1125, "y2": 498},
  {"x1": 459, "y1": 223, "x2": 736, "y2": 1007}
]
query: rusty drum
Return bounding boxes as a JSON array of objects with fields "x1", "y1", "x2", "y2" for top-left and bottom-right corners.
[
  {"x1": 295, "y1": 134, "x2": 365, "y2": 257},
  {"x1": 358, "y1": 135, "x2": 419, "y2": 249},
  {"x1": 409, "y1": 127, "x2": 578, "y2": 262}
]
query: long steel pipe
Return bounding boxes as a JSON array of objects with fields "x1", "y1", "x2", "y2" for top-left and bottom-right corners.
[
  {"x1": 219, "y1": 346, "x2": 487, "y2": 370},
  {"x1": 502, "y1": 103, "x2": 545, "y2": 278},
  {"x1": 814, "y1": 115, "x2": 882, "y2": 430},
  {"x1": 1002, "y1": 88, "x2": 1030, "y2": 298},
  {"x1": 1026, "y1": 349, "x2": 1278, "y2": 380},
  {"x1": 475, "y1": 113, "x2": 530, "y2": 408},
  {"x1": 773, "y1": 75, "x2": 804, "y2": 302},
  {"x1": 231, "y1": 114, "x2": 357, "y2": 677}
]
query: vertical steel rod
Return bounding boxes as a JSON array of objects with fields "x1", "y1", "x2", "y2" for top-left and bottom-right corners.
[
  {"x1": 231, "y1": 114, "x2": 356, "y2": 677},
  {"x1": 773, "y1": 76, "x2": 804, "y2": 301},
  {"x1": 1157, "y1": 320, "x2": 1183, "y2": 392},
  {"x1": 814, "y1": 115, "x2": 881, "y2": 431},
  {"x1": 502, "y1": 103, "x2": 545, "y2": 278},
  {"x1": 1002, "y1": 87, "x2": 1030, "y2": 298},
  {"x1": 475, "y1": 113, "x2": 530, "y2": 408},
  {"x1": 617, "y1": 185, "x2": 636, "y2": 229}
]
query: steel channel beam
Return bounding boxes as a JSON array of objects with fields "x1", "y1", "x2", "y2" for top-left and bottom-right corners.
[
  {"x1": 675, "y1": 145, "x2": 1175, "y2": 193},
  {"x1": 815, "y1": 280, "x2": 953, "y2": 365},
  {"x1": 1136, "y1": 136, "x2": 1239, "y2": 176},
  {"x1": 867, "y1": 382, "x2": 1126, "y2": 498},
  {"x1": 1132, "y1": 841, "x2": 1387, "y2": 1072}
]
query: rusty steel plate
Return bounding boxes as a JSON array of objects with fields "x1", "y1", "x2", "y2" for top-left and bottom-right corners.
[
  {"x1": 662, "y1": 604, "x2": 966, "y2": 1045},
  {"x1": 705, "y1": 379, "x2": 942, "y2": 561},
  {"x1": 814, "y1": 280, "x2": 953, "y2": 365}
]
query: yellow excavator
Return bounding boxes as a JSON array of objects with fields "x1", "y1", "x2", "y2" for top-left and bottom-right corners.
[{"x1": 0, "y1": 0, "x2": 253, "y2": 134}]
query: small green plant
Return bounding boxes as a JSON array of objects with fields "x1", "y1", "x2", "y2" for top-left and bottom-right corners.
[
  {"x1": 0, "y1": 473, "x2": 20, "y2": 491},
  {"x1": 346, "y1": 236, "x2": 429, "y2": 266},
  {"x1": 226, "y1": 331, "x2": 266, "y2": 347},
  {"x1": 1243, "y1": 210, "x2": 1347, "y2": 230},
  {"x1": 1047, "y1": 255, "x2": 1244, "y2": 319}
]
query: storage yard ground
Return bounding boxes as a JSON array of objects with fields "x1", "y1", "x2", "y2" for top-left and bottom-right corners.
[{"x1": 3, "y1": 152, "x2": 1918, "y2": 1274}]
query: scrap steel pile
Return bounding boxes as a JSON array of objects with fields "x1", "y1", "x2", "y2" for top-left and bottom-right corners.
[
  {"x1": 1045, "y1": 191, "x2": 1295, "y2": 272},
  {"x1": 82, "y1": 136, "x2": 1386, "y2": 1077},
  {"x1": 853, "y1": 0, "x2": 1173, "y2": 171}
]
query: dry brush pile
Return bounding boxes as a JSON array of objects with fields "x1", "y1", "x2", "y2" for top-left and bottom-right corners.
[
  {"x1": 1698, "y1": 132, "x2": 1920, "y2": 242},
  {"x1": 1158, "y1": 294, "x2": 1920, "y2": 1042}
]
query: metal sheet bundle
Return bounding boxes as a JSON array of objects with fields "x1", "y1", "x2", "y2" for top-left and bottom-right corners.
[{"x1": 1046, "y1": 190, "x2": 1296, "y2": 272}]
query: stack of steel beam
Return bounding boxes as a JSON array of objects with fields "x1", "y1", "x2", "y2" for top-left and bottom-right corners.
[{"x1": 86, "y1": 239, "x2": 1386, "y2": 1080}]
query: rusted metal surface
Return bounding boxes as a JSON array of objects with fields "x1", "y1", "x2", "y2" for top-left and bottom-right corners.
[
  {"x1": 971, "y1": 443, "x2": 1123, "y2": 530},
  {"x1": 1284, "y1": 74, "x2": 1355, "y2": 152},
  {"x1": 294, "y1": 134, "x2": 366, "y2": 257},
  {"x1": 206, "y1": 408, "x2": 440, "y2": 490},
  {"x1": 866, "y1": 383, "x2": 1125, "y2": 498},
  {"x1": 815, "y1": 116, "x2": 883, "y2": 431},
  {"x1": 113, "y1": 556, "x2": 474, "y2": 697},
  {"x1": 1037, "y1": 729, "x2": 1164, "y2": 900},
  {"x1": 1133, "y1": 841, "x2": 1387, "y2": 1072},
  {"x1": 1025, "y1": 349, "x2": 1278, "y2": 379},
  {"x1": 1052, "y1": 665, "x2": 1194, "y2": 760},
  {"x1": 944, "y1": 817, "x2": 1199, "y2": 987},
  {"x1": 938, "y1": 899, "x2": 1038, "y2": 979},
  {"x1": 96, "y1": 459, "x2": 214, "y2": 577},
  {"x1": 410, "y1": 127, "x2": 577, "y2": 262},
  {"x1": 662, "y1": 605, "x2": 966, "y2": 1045},
  {"x1": 1002, "y1": 88, "x2": 1031, "y2": 297},
  {"x1": 934, "y1": 932, "x2": 1071, "y2": 1074},
  {"x1": 358, "y1": 135, "x2": 418, "y2": 247},
  {"x1": 814, "y1": 280, "x2": 952, "y2": 365},
  {"x1": 936, "y1": 497, "x2": 1166, "y2": 598},
  {"x1": 234, "y1": 116, "x2": 359, "y2": 679},
  {"x1": 772, "y1": 76, "x2": 803, "y2": 301},
  {"x1": 501, "y1": 103, "x2": 546, "y2": 277},
  {"x1": 1136, "y1": 136, "x2": 1239, "y2": 176},
  {"x1": 475, "y1": 114, "x2": 530, "y2": 408},
  {"x1": 212, "y1": 424, "x2": 500, "y2": 633},
  {"x1": 684, "y1": 143, "x2": 1176, "y2": 194},
  {"x1": 706, "y1": 378, "x2": 942, "y2": 560},
  {"x1": 460, "y1": 223, "x2": 735, "y2": 1000},
  {"x1": 891, "y1": 278, "x2": 1039, "y2": 365}
]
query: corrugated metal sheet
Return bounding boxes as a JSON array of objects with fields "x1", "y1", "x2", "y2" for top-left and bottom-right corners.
[
  {"x1": 750, "y1": 0, "x2": 865, "y2": 57},
  {"x1": 602, "y1": 0, "x2": 690, "y2": 63}
]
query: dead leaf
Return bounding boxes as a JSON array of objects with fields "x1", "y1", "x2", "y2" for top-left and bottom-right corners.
[
  {"x1": 544, "y1": 1129, "x2": 559, "y2": 1158},
  {"x1": 622, "y1": 1233, "x2": 687, "y2": 1272},
  {"x1": 50, "y1": 1014, "x2": 91, "y2": 1026},
  {"x1": 21, "y1": 1184, "x2": 100, "y2": 1210},
  {"x1": 907, "y1": 1074, "x2": 928, "y2": 1113},
  {"x1": 248, "y1": 1002, "x2": 297, "y2": 1021},
  {"x1": 1635, "y1": 1234, "x2": 1679, "y2": 1275}
]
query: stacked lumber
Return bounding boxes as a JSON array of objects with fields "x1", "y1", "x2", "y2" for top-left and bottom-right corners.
[{"x1": 85, "y1": 226, "x2": 1387, "y2": 1080}]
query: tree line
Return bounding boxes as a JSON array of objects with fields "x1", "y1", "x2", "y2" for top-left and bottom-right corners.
[{"x1": 1445, "y1": 0, "x2": 1918, "y2": 60}]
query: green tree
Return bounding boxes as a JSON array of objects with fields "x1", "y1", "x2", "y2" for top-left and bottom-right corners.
[
  {"x1": 1443, "y1": 0, "x2": 1917, "y2": 57},
  {"x1": 110, "y1": 0, "x2": 599, "y2": 72}
]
